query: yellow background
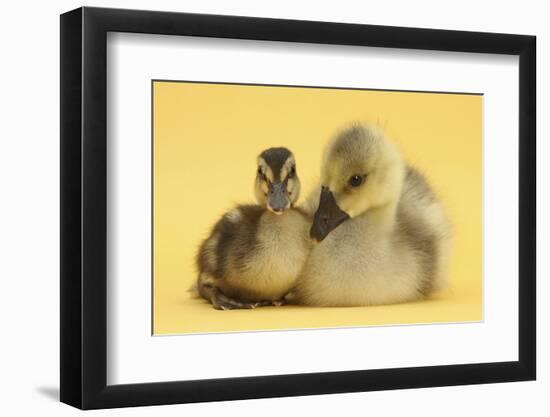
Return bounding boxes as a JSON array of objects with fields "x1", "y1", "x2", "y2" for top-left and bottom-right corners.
[{"x1": 153, "y1": 81, "x2": 482, "y2": 335}]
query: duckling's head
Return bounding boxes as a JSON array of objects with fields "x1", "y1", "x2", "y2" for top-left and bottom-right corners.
[
  {"x1": 255, "y1": 147, "x2": 301, "y2": 215},
  {"x1": 311, "y1": 124, "x2": 405, "y2": 242}
]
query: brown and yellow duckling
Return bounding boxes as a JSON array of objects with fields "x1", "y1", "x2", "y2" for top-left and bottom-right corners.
[{"x1": 196, "y1": 147, "x2": 311, "y2": 310}]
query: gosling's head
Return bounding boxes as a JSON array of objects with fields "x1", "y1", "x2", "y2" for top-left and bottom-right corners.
[
  {"x1": 255, "y1": 147, "x2": 301, "y2": 215},
  {"x1": 311, "y1": 124, "x2": 405, "y2": 242}
]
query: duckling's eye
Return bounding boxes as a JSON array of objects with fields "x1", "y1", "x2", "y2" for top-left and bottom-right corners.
[
  {"x1": 288, "y1": 166, "x2": 296, "y2": 178},
  {"x1": 348, "y1": 175, "x2": 364, "y2": 187}
]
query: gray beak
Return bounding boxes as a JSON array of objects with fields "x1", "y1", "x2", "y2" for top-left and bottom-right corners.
[
  {"x1": 310, "y1": 186, "x2": 350, "y2": 242},
  {"x1": 268, "y1": 181, "x2": 290, "y2": 214}
]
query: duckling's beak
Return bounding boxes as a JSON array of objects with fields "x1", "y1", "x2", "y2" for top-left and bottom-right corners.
[
  {"x1": 310, "y1": 186, "x2": 350, "y2": 242},
  {"x1": 267, "y1": 181, "x2": 290, "y2": 215}
]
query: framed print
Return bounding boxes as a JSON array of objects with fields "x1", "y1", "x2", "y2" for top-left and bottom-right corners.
[{"x1": 60, "y1": 6, "x2": 536, "y2": 409}]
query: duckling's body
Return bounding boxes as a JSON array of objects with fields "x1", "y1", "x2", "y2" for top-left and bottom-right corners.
[
  {"x1": 196, "y1": 148, "x2": 311, "y2": 309},
  {"x1": 294, "y1": 125, "x2": 451, "y2": 307},
  {"x1": 197, "y1": 206, "x2": 310, "y2": 306}
]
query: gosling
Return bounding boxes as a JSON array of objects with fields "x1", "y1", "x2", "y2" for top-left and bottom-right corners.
[
  {"x1": 196, "y1": 147, "x2": 311, "y2": 310},
  {"x1": 293, "y1": 124, "x2": 452, "y2": 306}
]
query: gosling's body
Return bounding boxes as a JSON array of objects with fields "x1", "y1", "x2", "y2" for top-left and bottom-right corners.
[
  {"x1": 294, "y1": 125, "x2": 452, "y2": 307},
  {"x1": 196, "y1": 147, "x2": 311, "y2": 309}
]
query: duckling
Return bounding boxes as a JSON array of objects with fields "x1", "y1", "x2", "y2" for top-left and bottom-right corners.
[
  {"x1": 196, "y1": 147, "x2": 311, "y2": 310},
  {"x1": 293, "y1": 124, "x2": 452, "y2": 306}
]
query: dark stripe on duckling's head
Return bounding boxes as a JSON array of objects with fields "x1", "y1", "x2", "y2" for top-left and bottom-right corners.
[
  {"x1": 256, "y1": 147, "x2": 300, "y2": 214},
  {"x1": 259, "y1": 147, "x2": 292, "y2": 181}
]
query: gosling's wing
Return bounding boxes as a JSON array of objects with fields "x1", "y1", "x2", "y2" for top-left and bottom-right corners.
[
  {"x1": 401, "y1": 166, "x2": 438, "y2": 206},
  {"x1": 398, "y1": 166, "x2": 452, "y2": 294}
]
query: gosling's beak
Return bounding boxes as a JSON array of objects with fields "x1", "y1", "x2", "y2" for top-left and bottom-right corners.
[
  {"x1": 267, "y1": 181, "x2": 290, "y2": 215},
  {"x1": 310, "y1": 186, "x2": 350, "y2": 242}
]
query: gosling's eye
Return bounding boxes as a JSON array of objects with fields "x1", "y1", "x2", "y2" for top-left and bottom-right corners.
[
  {"x1": 257, "y1": 167, "x2": 263, "y2": 176},
  {"x1": 348, "y1": 175, "x2": 364, "y2": 187},
  {"x1": 288, "y1": 166, "x2": 296, "y2": 178}
]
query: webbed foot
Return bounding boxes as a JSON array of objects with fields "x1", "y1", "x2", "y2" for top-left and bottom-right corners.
[
  {"x1": 253, "y1": 297, "x2": 287, "y2": 307},
  {"x1": 211, "y1": 289, "x2": 257, "y2": 310}
]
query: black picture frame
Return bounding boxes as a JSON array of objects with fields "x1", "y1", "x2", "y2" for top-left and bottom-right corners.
[{"x1": 60, "y1": 6, "x2": 536, "y2": 410}]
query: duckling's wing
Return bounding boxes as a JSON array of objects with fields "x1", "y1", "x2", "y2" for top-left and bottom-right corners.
[{"x1": 196, "y1": 204, "x2": 264, "y2": 280}]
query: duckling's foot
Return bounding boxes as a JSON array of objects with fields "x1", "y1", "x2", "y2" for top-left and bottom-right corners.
[
  {"x1": 211, "y1": 290, "x2": 257, "y2": 310},
  {"x1": 253, "y1": 298, "x2": 287, "y2": 307}
]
